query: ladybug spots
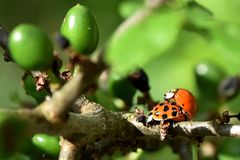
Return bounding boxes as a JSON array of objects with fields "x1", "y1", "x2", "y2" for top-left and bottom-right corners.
[
  {"x1": 162, "y1": 114, "x2": 168, "y2": 119},
  {"x1": 148, "y1": 101, "x2": 185, "y2": 122},
  {"x1": 159, "y1": 102, "x2": 164, "y2": 106},
  {"x1": 172, "y1": 111, "x2": 177, "y2": 117},
  {"x1": 163, "y1": 105, "x2": 169, "y2": 112}
]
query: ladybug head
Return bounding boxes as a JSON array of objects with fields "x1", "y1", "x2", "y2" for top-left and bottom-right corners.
[{"x1": 164, "y1": 89, "x2": 176, "y2": 100}]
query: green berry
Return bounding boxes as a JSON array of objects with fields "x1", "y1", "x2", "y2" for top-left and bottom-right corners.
[
  {"x1": 9, "y1": 24, "x2": 53, "y2": 70},
  {"x1": 60, "y1": 4, "x2": 99, "y2": 55},
  {"x1": 32, "y1": 134, "x2": 60, "y2": 157}
]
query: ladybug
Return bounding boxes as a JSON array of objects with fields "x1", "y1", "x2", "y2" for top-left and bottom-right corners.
[
  {"x1": 146, "y1": 101, "x2": 187, "y2": 140},
  {"x1": 146, "y1": 101, "x2": 187, "y2": 125},
  {"x1": 164, "y1": 88, "x2": 197, "y2": 119}
]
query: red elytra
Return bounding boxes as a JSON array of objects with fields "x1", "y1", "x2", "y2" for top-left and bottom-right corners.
[
  {"x1": 164, "y1": 88, "x2": 198, "y2": 119},
  {"x1": 147, "y1": 101, "x2": 187, "y2": 124}
]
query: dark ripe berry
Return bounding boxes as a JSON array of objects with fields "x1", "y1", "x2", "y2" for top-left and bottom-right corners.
[
  {"x1": 128, "y1": 69, "x2": 150, "y2": 93},
  {"x1": 218, "y1": 76, "x2": 240, "y2": 100},
  {"x1": 55, "y1": 34, "x2": 70, "y2": 49},
  {"x1": 60, "y1": 4, "x2": 99, "y2": 55},
  {"x1": 9, "y1": 24, "x2": 53, "y2": 70}
]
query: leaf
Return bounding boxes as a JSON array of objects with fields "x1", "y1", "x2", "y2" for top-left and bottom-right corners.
[
  {"x1": 105, "y1": 7, "x2": 184, "y2": 75},
  {"x1": 144, "y1": 30, "x2": 220, "y2": 97},
  {"x1": 118, "y1": 0, "x2": 144, "y2": 19},
  {"x1": 210, "y1": 24, "x2": 240, "y2": 74},
  {"x1": 195, "y1": 0, "x2": 240, "y2": 24}
]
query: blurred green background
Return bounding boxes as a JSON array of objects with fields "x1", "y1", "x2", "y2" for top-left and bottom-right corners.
[{"x1": 1, "y1": 0, "x2": 240, "y2": 159}]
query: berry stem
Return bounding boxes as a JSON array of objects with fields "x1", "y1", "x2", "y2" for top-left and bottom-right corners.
[{"x1": 191, "y1": 143, "x2": 199, "y2": 160}]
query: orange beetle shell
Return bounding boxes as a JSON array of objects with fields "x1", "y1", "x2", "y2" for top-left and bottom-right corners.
[
  {"x1": 148, "y1": 101, "x2": 187, "y2": 122},
  {"x1": 165, "y1": 88, "x2": 197, "y2": 119}
]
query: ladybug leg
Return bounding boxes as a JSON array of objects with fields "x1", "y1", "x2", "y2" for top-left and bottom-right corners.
[
  {"x1": 184, "y1": 112, "x2": 193, "y2": 125},
  {"x1": 180, "y1": 108, "x2": 192, "y2": 121},
  {"x1": 190, "y1": 119, "x2": 193, "y2": 126},
  {"x1": 164, "y1": 98, "x2": 176, "y2": 104},
  {"x1": 159, "y1": 120, "x2": 170, "y2": 141}
]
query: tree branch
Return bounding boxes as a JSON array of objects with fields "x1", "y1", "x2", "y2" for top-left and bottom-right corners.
[
  {"x1": 1, "y1": 96, "x2": 240, "y2": 158},
  {"x1": 123, "y1": 113, "x2": 240, "y2": 138},
  {"x1": 59, "y1": 137, "x2": 79, "y2": 160},
  {"x1": 36, "y1": 73, "x2": 84, "y2": 124},
  {"x1": 1, "y1": 99, "x2": 240, "y2": 140}
]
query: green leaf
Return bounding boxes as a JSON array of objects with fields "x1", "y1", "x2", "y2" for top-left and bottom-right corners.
[
  {"x1": 210, "y1": 24, "x2": 240, "y2": 73},
  {"x1": 195, "y1": 0, "x2": 240, "y2": 24},
  {"x1": 118, "y1": 0, "x2": 143, "y2": 18},
  {"x1": 106, "y1": 7, "x2": 184, "y2": 75},
  {"x1": 185, "y1": 2, "x2": 213, "y2": 29},
  {"x1": 144, "y1": 30, "x2": 219, "y2": 98}
]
